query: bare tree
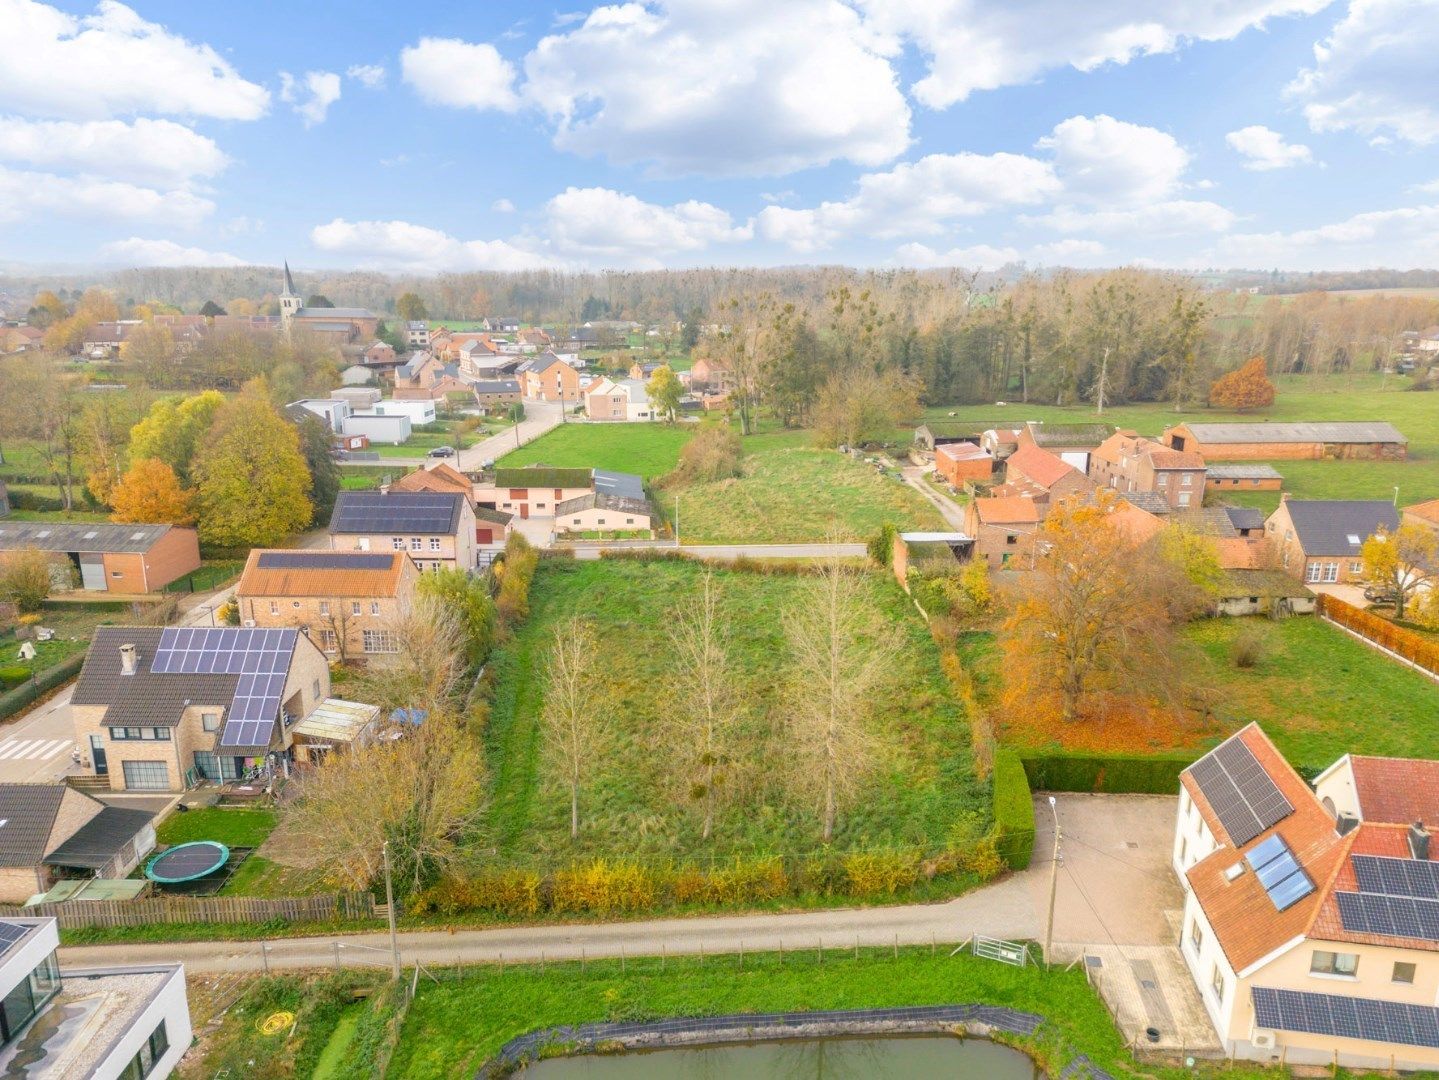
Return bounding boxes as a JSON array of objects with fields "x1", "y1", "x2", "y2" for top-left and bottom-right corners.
[
  {"x1": 666, "y1": 571, "x2": 743, "y2": 840},
  {"x1": 783, "y1": 558, "x2": 897, "y2": 843},
  {"x1": 357, "y1": 593, "x2": 467, "y2": 717},
  {"x1": 541, "y1": 615, "x2": 607, "y2": 840}
]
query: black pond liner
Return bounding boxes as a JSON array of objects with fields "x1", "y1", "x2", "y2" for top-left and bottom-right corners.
[{"x1": 475, "y1": 1005, "x2": 1115, "y2": 1079}]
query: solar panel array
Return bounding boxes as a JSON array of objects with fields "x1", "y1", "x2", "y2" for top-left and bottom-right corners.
[
  {"x1": 1337, "y1": 892, "x2": 1439, "y2": 940},
  {"x1": 152, "y1": 627, "x2": 297, "y2": 749},
  {"x1": 1253, "y1": 986, "x2": 1439, "y2": 1048},
  {"x1": 331, "y1": 492, "x2": 459, "y2": 534},
  {"x1": 1353, "y1": 855, "x2": 1439, "y2": 899},
  {"x1": 1186, "y1": 736, "x2": 1294, "y2": 846},
  {"x1": 1246, "y1": 833, "x2": 1315, "y2": 911},
  {"x1": 256, "y1": 551, "x2": 394, "y2": 570},
  {"x1": 0, "y1": 922, "x2": 30, "y2": 956}
]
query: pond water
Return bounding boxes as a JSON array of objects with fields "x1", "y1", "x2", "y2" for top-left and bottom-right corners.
[{"x1": 516, "y1": 1034, "x2": 1043, "y2": 1078}]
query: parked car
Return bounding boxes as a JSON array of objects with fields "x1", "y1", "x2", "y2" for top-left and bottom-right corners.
[
  {"x1": 427, "y1": 445, "x2": 455, "y2": 458},
  {"x1": 1363, "y1": 583, "x2": 1398, "y2": 605}
]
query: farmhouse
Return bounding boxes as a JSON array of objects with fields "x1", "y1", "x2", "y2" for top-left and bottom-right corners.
[
  {"x1": 473, "y1": 466, "x2": 593, "y2": 520},
  {"x1": 1003, "y1": 444, "x2": 1095, "y2": 503},
  {"x1": 1174, "y1": 724, "x2": 1439, "y2": 1072},
  {"x1": 1162, "y1": 422, "x2": 1407, "y2": 461},
  {"x1": 555, "y1": 473, "x2": 656, "y2": 534},
  {"x1": 585, "y1": 377, "x2": 656, "y2": 421},
  {"x1": 0, "y1": 784, "x2": 155, "y2": 902},
  {"x1": 71, "y1": 625, "x2": 332, "y2": 791},
  {"x1": 236, "y1": 549, "x2": 420, "y2": 659},
  {"x1": 1089, "y1": 430, "x2": 1207, "y2": 510},
  {"x1": 1264, "y1": 498, "x2": 1399, "y2": 585},
  {"x1": 472, "y1": 378, "x2": 521, "y2": 407},
  {"x1": 1016, "y1": 421, "x2": 1117, "y2": 470},
  {"x1": 329, "y1": 490, "x2": 477, "y2": 572},
  {"x1": 963, "y1": 495, "x2": 1042, "y2": 568},
  {"x1": 934, "y1": 441, "x2": 994, "y2": 485},
  {"x1": 0, "y1": 522, "x2": 200, "y2": 594}
]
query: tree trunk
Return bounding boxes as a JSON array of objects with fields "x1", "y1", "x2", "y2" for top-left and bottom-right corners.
[
  {"x1": 703, "y1": 758, "x2": 714, "y2": 841},
  {"x1": 822, "y1": 777, "x2": 835, "y2": 844},
  {"x1": 569, "y1": 772, "x2": 579, "y2": 840}
]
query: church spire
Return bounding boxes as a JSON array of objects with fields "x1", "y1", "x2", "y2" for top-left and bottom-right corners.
[{"x1": 282, "y1": 260, "x2": 298, "y2": 297}]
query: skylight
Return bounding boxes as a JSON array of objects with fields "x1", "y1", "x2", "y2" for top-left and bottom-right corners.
[
  {"x1": 1246, "y1": 833, "x2": 1314, "y2": 912},
  {"x1": 1347, "y1": 534, "x2": 1361, "y2": 546}
]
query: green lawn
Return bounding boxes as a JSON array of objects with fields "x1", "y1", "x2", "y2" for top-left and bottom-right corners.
[
  {"x1": 155, "y1": 807, "x2": 277, "y2": 848},
  {"x1": 975, "y1": 615, "x2": 1439, "y2": 765},
  {"x1": 160, "y1": 560, "x2": 244, "y2": 594},
  {"x1": 497, "y1": 422, "x2": 695, "y2": 480},
  {"x1": 926, "y1": 373, "x2": 1439, "y2": 506},
  {"x1": 389, "y1": 949, "x2": 1176, "y2": 1080},
  {"x1": 370, "y1": 423, "x2": 480, "y2": 460},
  {"x1": 482, "y1": 559, "x2": 982, "y2": 865},
  {"x1": 670, "y1": 446, "x2": 947, "y2": 543}
]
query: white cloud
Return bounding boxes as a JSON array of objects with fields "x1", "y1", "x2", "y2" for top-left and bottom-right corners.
[
  {"x1": 280, "y1": 71, "x2": 342, "y2": 127},
  {"x1": 310, "y1": 218, "x2": 555, "y2": 272},
  {"x1": 1037, "y1": 114, "x2": 1189, "y2": 204},
  {"x1": 1288, "y1": 0, "x2": 1439, "y2": 145},
  {"x1": 0, "y1": 0, "x2": 268, "y2": 120},
  {"x1": 1031, "y1": 238, "x2": 1107, "y2": 261},
  {"x1": 0, "y1": 116, "x2": 227, "y2": 188},
  {"x1": 894, "y1": 242, "x2": 1021, "y2": 270},
  {"x1": 521, "y1": 0, "x2": 910, "y2": 175},
  {"x1": 1225, "y1": 125, "x2": 1314, "y2": 170},
  {"x1": 861, "y1": 0, "x2": 1330, "y2": 108},
  {"x1": 1031, "y1": 200, "x2": 1237, "y2": 235},
  {"x1": 1213, "y1": 202, "x2": 1439, "y2": 268},
  {"x1": 0, "y1": 165, "x2": 213, "y2": 225},
  {"x1": 1410, "y1": 179, "x2": 1439, "y2": 194},
  {"x1": 400, "y1": 37, "x2": 520, "y2": 112},
  {"x1": 491, "y1": 198, "x2": 516, "y2": 212},
  {"x1": 346, "y1": 64, "x2": 386, "y2": 89},
  {"x1": 545, "y1": 187, "x2": 752, "y2": 263},
  {"x1": 101, "y1": 237, "x2": 243, "y2": 267},
  {"x1": 758, "y1": 151, "x2": 1059, "y2": 252}
]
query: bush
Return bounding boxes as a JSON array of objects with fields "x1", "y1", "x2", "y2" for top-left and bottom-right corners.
[
  {"x1": 412, "y1": 871, "x2": 542, "y2": 917},
  {"x1": 0, "y1": 651, "x2": 85, "y2": 722},
  {"x1": 706, "y1": 857, "x2": 789, "y2": 904},
  {"x1": 842, "y1": 850, "x2": 921, "y2": 897},
  {"x1": 992, "y1": 749, "x2": 1035, "y2": 871},
  {"x1": 1020, "y1": 751, "x2": 1197, "y2": 795},
  {"x1": 551, "y1": 860, "x2": 657, "y2": 914},
  {"x1": 867, "y1": 523, "x2": 897, "y2": 567},
  {"x1": 495, "y1": 533, "x2": 539, "y2": 624},
  {"x1": 0, "y1": 666, "x2": 30, "y2": 689},
  {"x1": 1232, "y1": 624, "x2": 1266, "y2": 668},
  {"x1": 5, "y1": 490, "x2": 64, "y2": 512},
  {"x1": 0, "y1": 549, "x2": 58, "y2": 613},
  {"x1": 1320, "y1": 593, "x2": 1439, "y2": 678},
  {"x1": 662, "y1": 426, "x2": 743, "y2": 484}
]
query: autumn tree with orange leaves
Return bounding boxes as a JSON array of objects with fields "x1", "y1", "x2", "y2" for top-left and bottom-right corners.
[
  {"x1": 1208, "y1": 355, "x2": 1276, "y2": 411},
  {"x1": 1000, "y1": 496, "x2": 1191, "y2": 725},
  {"x1": 109, "y1": 458, "x2": 195, "y2": 525}
]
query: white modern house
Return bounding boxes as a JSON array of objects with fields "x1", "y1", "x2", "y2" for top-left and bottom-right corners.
[
  {"x1": 343, "y1": 412, "x2": 412, "y2": 445},
  {"x1": 0, "y1": 917, "x2": 191, "y2": 1078},
  {"x1": 370, "y1": 398, "x2": 436, "y2": 426},
  {"x1": 289, "y1": 398, "x2": 352, "y2": 433}
]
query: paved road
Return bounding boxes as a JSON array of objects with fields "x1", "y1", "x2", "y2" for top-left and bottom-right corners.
[
  {"x1": 458, "y1": 399, "x2": 564, "y2": 470},
  {"x1": 57, "y1": 794, "x2": 1180, "y2": 975}
]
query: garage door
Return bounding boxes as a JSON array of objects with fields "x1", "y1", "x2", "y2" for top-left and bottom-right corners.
[
  {"x1": 476, "y1": 527, "x2": 493, "y2": 543},
  {"x1": 121, "y1": 760, "x2": 170, "y2": 791},
  {"x1": 79, "y1": 554, "x2": 107, "y2": 591}
]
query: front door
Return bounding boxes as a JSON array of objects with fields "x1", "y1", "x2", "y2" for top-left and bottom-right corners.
[
  {"x1": 89, "y1": 734, "x2": 107, "y2": 776},
  {"x1": 519, "y1": 504, "x2": 529, "y2": 519}
]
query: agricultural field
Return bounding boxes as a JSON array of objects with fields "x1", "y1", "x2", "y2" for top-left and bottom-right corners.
[
  {"x1": 481, "y1": 558, "x2": 984, "y2": 866},
  {"x1": 497, "y1": 422, "x2": 694, "y2": 479},
  {"x1": 962, "y1": 615, "x2": 1439, "y2": 766},
  {"x1": 925, "y1": 373, "x2": 1439, "y2": 508}
]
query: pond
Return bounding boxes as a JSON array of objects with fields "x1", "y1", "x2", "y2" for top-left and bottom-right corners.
[{"x1": 515, "y1": 1034, "x2": 1042, "y2": 1078}]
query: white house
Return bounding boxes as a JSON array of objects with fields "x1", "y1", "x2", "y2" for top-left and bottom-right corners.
[
  {"x1": 585, "y1": 378, "x2": 655, "y2": 422},
  {"x1": 406, "y1": 321, "x2": 431, "y2": 347},
  {"x1": 0, "y1": 916, "x2": 192, "y2": 1078},
  {"x1": 288, "y1": 398, "x2": 351, "y2": 433},
  {"x1": 371, "y1": 398, "x2": 436, "y2": 426},
  {"x1": 343, "y1": 412, "x2": 412, "y2": 444}
]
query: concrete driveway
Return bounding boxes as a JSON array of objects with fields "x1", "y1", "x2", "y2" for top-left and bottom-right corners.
[{"x1": 458, "y1": 399, "x2": 564, "y2": 470}]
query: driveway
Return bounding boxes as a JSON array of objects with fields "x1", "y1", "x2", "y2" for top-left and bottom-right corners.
[
  {"x1": 58, "y1": 794, "x2": 1181, "y2": 976},
  {"x1": 458, "y1": 399, "x2": 564, "y2": 470},
  {"x1": 898, "y1": 465, "x2": 969, "y2": 531}
]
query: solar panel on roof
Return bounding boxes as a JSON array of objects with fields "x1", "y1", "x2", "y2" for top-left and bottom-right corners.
[
  {"x1": 1244, "y1": 833, "x2": 1314, "y2": 911},
  {"x1": 1353, "y1": 855, "x2": 1439, "y2": 900},
  {"x1": 256, "y1": 551, "x2": 394, "y2": 570},
  {"x1": 1253, "y1": 987, "x2": 1439, "y2": 1049},
  {"x1": 1185, "y1": 735, "x2": 1293, "y2": 846},
  {"x1": 0, "y1": 922, "x2": 30, "y2": 955}
]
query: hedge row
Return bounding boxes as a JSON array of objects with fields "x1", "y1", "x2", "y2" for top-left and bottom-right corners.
[
  {"x1": 1019, "y1": 752, "x2": 1197, "y2": 795},
  {"x1": 1319, "y1": 593, "x2": 1439, "y2": 678},
  {"x1": 411, "y1": 847, "x2": 1006, "y2": 918},
  {"x1": 0, "y1": 652, "x2": 86, "y2": 723},
  {"x1": 992, "y1": 749, "x2": 1035, "y2": 871}
]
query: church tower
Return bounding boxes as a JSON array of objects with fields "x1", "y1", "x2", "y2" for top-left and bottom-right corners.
[{"x1": 279, "y1": 261, "x2": 302, "y2": 328}]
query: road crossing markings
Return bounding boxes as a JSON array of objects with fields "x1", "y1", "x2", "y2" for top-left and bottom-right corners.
[{"x1": 0, "y1": 739, "x2": 70, "y2": 761}]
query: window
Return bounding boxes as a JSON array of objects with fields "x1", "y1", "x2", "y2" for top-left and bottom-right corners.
[
  {"x1": 410, "y1": 537, "x2": 422, "y2": 551},
  {"x1": 121, "y1": 760, "x2": 170, "y2": 791},
  {"x1": 370, "y1": 600, "x2": 381, "y2": 614},
  {"x1": 1310, "y1": 951, "x2": 1359, "y2": 977},
  {"x1": 121, "y1": 1019, "x2": 169, "y2": 1079},
  {"x1": 363, "y1": 629, "x2": 399, "y2": 654},
  {"x1": 1189, "y1": 919, "x2": 1203, "y2": 952},
  {"x1": 1349, "y1": 561, "x2": 1363, "y2": 574},
  {"x1": 201, "y1": 712, "x2": 220, "y2": 732},
  {"x1": 110, "y1": 726, "x2": 168, "y2": 741},
  {"x1": 1323, "y1": 562, "x2": 1339, "y2": 583},
  {"x1": 317, "y1": 629, "x2": 338, "y2": 652},
  {"x1": 626, "y1": 518, "x2": 635, "y2": 525},
  {"x1": 1210, "y1": 964, "x2": 1225, "y2": 1001},
  {"x1": 597, "y1": 518, "x2": 606, "y2": 526},
  {"x1": 193, "y1": 750, "x2": 220, "y2": 780},
  {"x1": 1181, "y1": 473, "x2": 1193, "y2": 486},
  {"x1": 1180, "y1": 837, "x2": 1188, "y2": 864},
  {"x1": 1178, "y1": 492, "x2": 1192, "y2": 507},
  {"x1": 392, "y1": 537, "x2": 405, "y2": 550},
  {"x1": 536, "y1": 503, "x2": 546, "y2": 510},
  {"x1": 1156, "y1": 473, "x2": 1167, "y2": 486},
  {"x1": 319, "y1": 601, "x2": 329, "y2": 616},
  {"x1": 428, "y1": 538, "x2": 440, "y2": 552},
  {"x1": 1306, "y1": 562, "x2": 1322, "y2": 584},
  {"x1": 1394, "y1": 961, "x2": 1417, "y2": 985},
  {"x1": 152, "y1": 727, "x2": 170, "y2": 741},
  {"x1": 312, "y1": 679, "x2": 321, "y2": 701},
  {"x1": 351, "y1": 601, "x2": 361, "y2": 616},
  {"x1": 269, "y1": 601, "x2": 279, "y2": 616}
]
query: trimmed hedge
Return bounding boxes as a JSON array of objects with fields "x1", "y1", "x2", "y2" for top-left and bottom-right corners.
[
  {"x1": 992, "y1": 749, "x2": 1035, "y2": 871},
  {"x1": 1320, "y1": 593, "x2": 1439, "y2": 678},
  {"x1": 1020, "y1": 752, "x2": 1197, "y2": 795},
  {"x1": 0, "y1": 652, "x2": 85, "y2": 722}
]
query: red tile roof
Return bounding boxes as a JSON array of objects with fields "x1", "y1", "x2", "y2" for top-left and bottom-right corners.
[
  {"x1": 1149, "y1": 448, "x2": 1206, "y2": 470},
  {"x1": 390, "y1": 463, "x2": 472, "y2": 498},
  {"x1": 1005, "y1": 443, "x2": 1078, "y2": 490},
  {"x1": 974, "y1": 496, "x2": 1043, "y2": 525},
  {"x1": 1307, "y1": 824, "x2": 1439, "y2": 954},
  {"x1": 1404, "y1": 499, "x2": 1439, "y2": 526},
  {"x1": 1349, "y1": 756, "x2": 1439, "y2": 825}
]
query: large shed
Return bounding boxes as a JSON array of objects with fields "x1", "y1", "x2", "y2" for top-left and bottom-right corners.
[
  {"x1": 1163, "y1": 422, "x2": 1406, "y2": 461},
  {"x1": 0, "y1": 522, "x2": 200, "y2": 593}
]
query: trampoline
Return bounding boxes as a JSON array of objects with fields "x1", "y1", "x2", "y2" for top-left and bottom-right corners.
[{"x1": 144, "y1": 841, "x2": 231, "y2": 884}]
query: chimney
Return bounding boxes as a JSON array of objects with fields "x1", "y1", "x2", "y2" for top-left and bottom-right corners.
[
  {"x1": 119, "y1": 643, "x2": 137, "y2": 676},
  {"x1": 1335, "y1": 812, "x2": 1360, "y2": 837},
  {"x1": 1410, "y1": 821, "x2": 1430, "y2": 861}
]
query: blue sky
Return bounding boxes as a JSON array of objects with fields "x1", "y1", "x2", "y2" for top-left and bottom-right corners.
[{"x1": 3, "y1": 0, "x2": 1438, "y2": 272}]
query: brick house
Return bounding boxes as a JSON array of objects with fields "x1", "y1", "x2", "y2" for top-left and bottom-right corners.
[
  {"x1": 473, "y1": 467, "x2": 600, "y2": 521},
  {"x1": 472, "y1": 379, "x2": 521, "y2": 407},
  {"x1": 387, "y1": 464, "x2": 514, "y2": 544},
  {"x1": 1163, "y1": 422, "x2": 1408, "y2": 462},
  {"x1": 0, "y1": 522, "x2": 200, "y2": 594},
  {"x1": 71, "y1": 626, "x2": 332, "y2": 791},
  {"x1": 1264, "y1": 498, "x2": 1400, "y2": 585},
  {"x1": 689, "y1": 356, "x2": 734, "y2": 392},
  {"x1": 963, "y1": 496, "x2": 1042, "y2": 568},
  {"x1": 1003, "y1": 444, "x2": 1095, "y2": 503},
  {"x1": 328, "y1": 491, "x2": 477, "y2": 572},
  {"x1": 934, "y1": 441, "x2": 994, "y2": 486},
  {"x1": 519, "y1": 353, "x2": 581, "y2": 402},
  {"x1": 236, "y1": 550, "x2": 420, "y2": 660},
  {"x1": 1402, "y1": 499, "x2": 1439, "y2": 537},
  {"x1": 1206, "y1": 463, "x2": 1284, "y2": 493},
  {"x1": 1088, "y1": 430, "x2": 1207, "y2": 509},
  {"x1": 0, "y1": 784, "x2": 155, "y2": 902}
]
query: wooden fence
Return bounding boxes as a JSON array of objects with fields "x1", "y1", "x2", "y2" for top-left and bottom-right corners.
[{"x1": 0, "y1": 891, "x2": 377, "y2": 929}]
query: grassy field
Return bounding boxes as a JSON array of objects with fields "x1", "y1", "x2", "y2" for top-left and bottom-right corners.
[
  {"x1": 497, "y1": 422, "x2": 695, "y2": 479},
  {"x1": 670, "y1": 446, "x2": 947, "y2": 543},
  {"x1": 155, "y1": 807, "x2": 277, "y2": 848},
  {"x1": 966, "y1": 616, "x2": 1439, "y2": 764},
  {"x1": 926, "y1": 373, "x2": 1439, "y2": 507},
  {"x1": 370, "y1": 422, "x2": 480, "y2": 460},
  {"x1": 482, "y1": 559, "x2": 982, "y2": 865}
]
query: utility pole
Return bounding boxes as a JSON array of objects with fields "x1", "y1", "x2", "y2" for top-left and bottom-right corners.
[
  {"x1": 1043, "y1": 795, "x2": 1061, "y2": 967},
  {"x1": 382, "y1": 841, "x2": 400, "y2": 979}
]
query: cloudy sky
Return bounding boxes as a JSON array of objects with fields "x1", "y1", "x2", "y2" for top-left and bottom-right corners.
[{"x1": 2, "y1": 0, "x2": 1438, "y2": 272}]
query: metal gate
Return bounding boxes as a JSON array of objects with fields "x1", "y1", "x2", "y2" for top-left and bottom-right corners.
[
  {"x1": 973, "y1": 935, "x2": 1030, "y2": 967},
  {"x1": 79, "y1": 554, "x2": 107, "y2": 591}
]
